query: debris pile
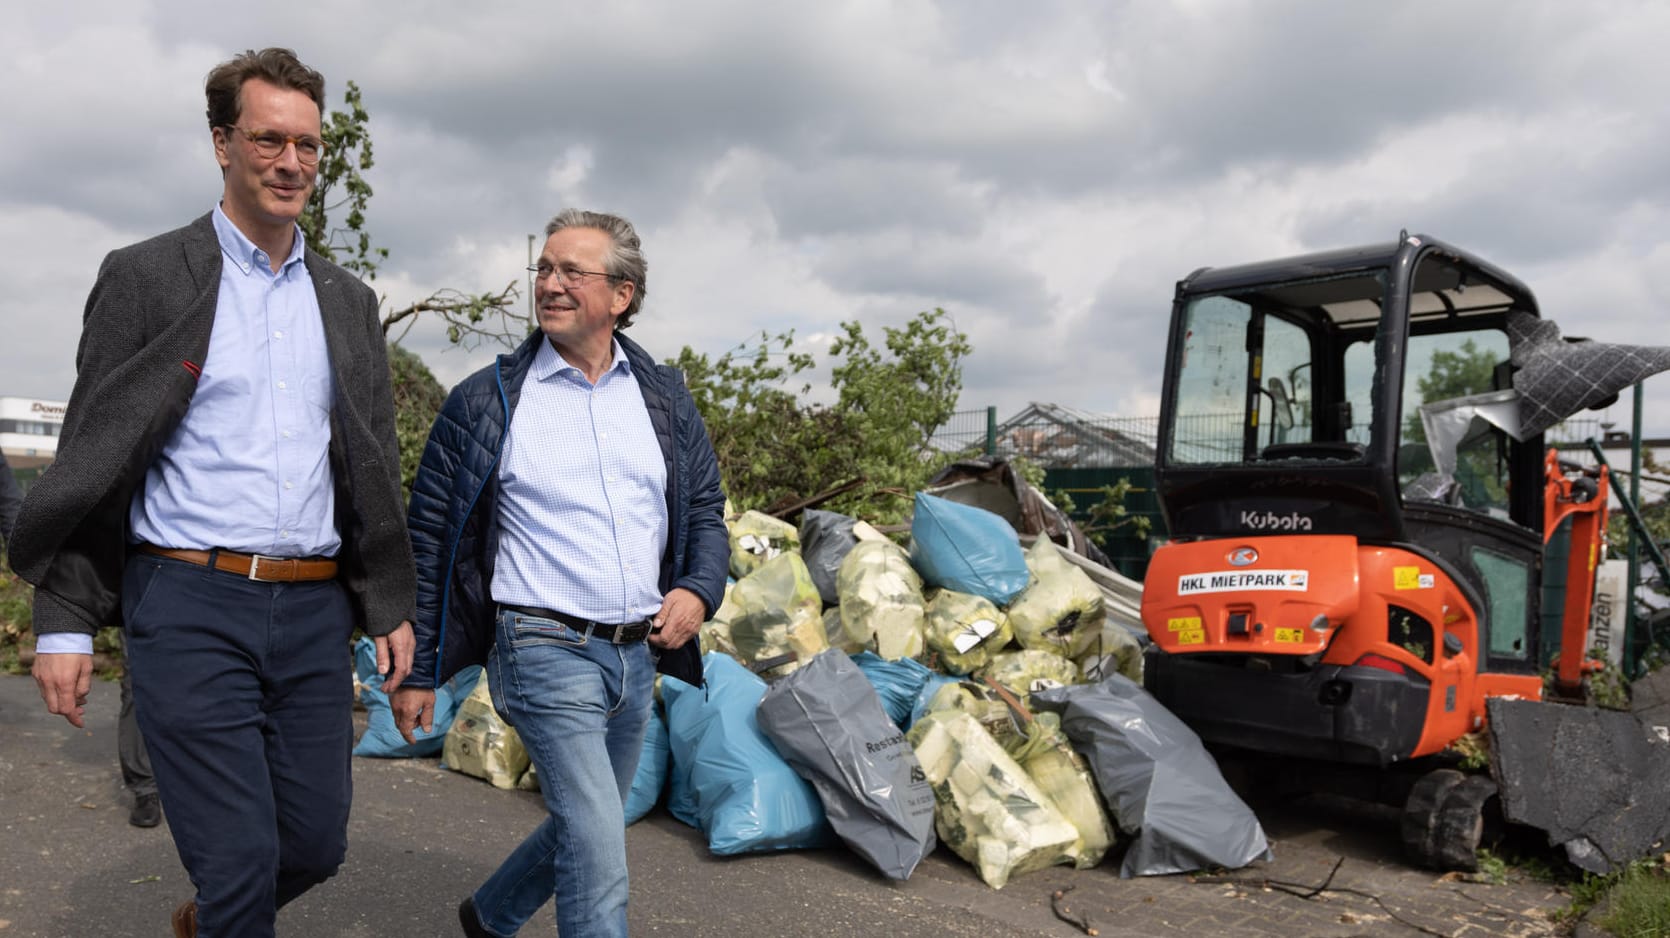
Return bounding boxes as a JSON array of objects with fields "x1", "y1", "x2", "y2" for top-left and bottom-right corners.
[{"x1": 362, "y1": 471, "x2": 1275, "y2": 889}]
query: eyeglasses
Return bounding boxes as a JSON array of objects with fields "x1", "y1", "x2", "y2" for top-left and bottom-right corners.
[
  {"x1": 527, "y1": 263, "x2": 621, "y2": 287},
  {"x1": 222, "y1": 125, "x2": 326, "y2": 165}
]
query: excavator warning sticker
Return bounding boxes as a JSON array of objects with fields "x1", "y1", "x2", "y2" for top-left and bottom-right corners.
[
  {"x1": 1169, "y1": 617, "x2": 1205, "y2": 644},
  {"x1": 1393, "y1": 566, "x2": 1434, "y2": 590},
  {"x1": 1176, "y1": 570, "x2": 1308, "y2": 595},
  {"x1": 1274, "y1": 627, "x2": 1306, "y2": 643}
]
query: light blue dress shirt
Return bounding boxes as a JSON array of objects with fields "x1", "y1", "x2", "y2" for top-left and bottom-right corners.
[
  {"x1": 43, "y1": 208, "x2": 339, "y2": 656},
  {"x1": 490, "y1": 337, "x2": 669, "y2": 624}
]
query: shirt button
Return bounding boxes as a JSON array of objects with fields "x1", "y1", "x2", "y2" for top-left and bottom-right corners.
[
  {"x1": 282, "y1": 430, "x2": 294, "y2": 439},
  {"x1": 277, "y1": 380, "x2": 288, "y2": 390},
  {"x1": 273, "y1": 330, "x2": 284, "y2": 339},
  {"x1": 280, "y1": 529, "x2": 291, "y2": 538},
  {"x1": 283, "y1": 481, "x2": 294, "y2": 490}
]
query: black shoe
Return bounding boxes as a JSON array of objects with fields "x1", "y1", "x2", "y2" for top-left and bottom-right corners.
[
  {"x1": 129, "y1": 792, "x2": 162, "y2": 828},
  {"x1": 458, "y1": 897, "x2": 493, "y2": 938}
]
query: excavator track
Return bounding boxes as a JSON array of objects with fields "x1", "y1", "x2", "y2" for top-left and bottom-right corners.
[
  {"x1": 1432, "y1": 775, "x2": 1500, "y2": 872},
  {"x1": 1400, "y1": 768, "x2": 1464, "y2": 869}
]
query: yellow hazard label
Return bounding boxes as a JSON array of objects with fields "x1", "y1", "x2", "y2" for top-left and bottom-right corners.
[
  {"x1": 1168, "y1": 616, "x2": 1202, "y2": 632},
  {"x1": 1274, "y1": 627, "x2": 1306, "y2": 643},
  {"x1": 1394, "y1": 566, "x2": 1422, "y2": 590},
  {"x1": 1176, "y1": 629, "x2": 1205, "y2": 645}
]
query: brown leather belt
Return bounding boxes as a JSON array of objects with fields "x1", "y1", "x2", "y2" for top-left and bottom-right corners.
[{"x1": 138, "y1": 544, "x2": 338, "y2": 583}]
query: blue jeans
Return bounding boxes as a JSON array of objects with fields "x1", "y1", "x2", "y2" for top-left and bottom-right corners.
[
  {"x1": 121, "y1": 553, "x2": 353, "y2": 938},
  {"x1": 473, "y1": 607, "x2": 655, "y2": 938}
]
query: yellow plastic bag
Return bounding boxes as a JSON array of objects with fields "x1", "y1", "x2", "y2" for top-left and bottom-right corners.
[
  {"x1": 699, "y1": 581, "x2": 741, "y2": 658},
  {"x1": 907, "y1": 710, "x2": 1078, "y2": 889},
  {"x1": 837, "y1": 539, "x2": 926, "y2": 660},
  {"x1": 976, "y1": 649, "x2": 1080, "y2": 701},
  {"x1": 729, "y1": 552, "x2": 828, "y2": 678},
  {"x1": 923, "y1": 589, "x2": 1013, "y2": 675},
  {"x1": 1007, "y1": 712, "x2": 1115, "y2": 869},
  {"x1": 1005, "y1": 538, "x2": 1106, "y2": 656},
  {"x1": 728, "y1": 510, "x2": 801, "y2": 580},
  {"x1": 442, "y1": 677, "x2": 530, "y2": 790}
]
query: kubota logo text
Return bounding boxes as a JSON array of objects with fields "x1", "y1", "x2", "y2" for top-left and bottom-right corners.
[{"x1": 1240, "y1": 510, "x2": 1313, "y2": 531}]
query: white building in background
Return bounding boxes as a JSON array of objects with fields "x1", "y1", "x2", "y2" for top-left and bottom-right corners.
[{"x1": 1, "y1": 395, "x2": 65, "y2": 470}]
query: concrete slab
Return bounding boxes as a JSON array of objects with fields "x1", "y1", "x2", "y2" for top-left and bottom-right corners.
[
  {"x1": 1488, "y1": 697, "x2": 1670, "y2": 874},
  {"x1": 1629, "y1": 665, "x2": 1670, "y2": 740}
]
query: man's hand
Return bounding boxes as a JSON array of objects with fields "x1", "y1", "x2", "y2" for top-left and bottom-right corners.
[
  {"x1": 375, "y1": 620, "x2": 415, "y2": 693},
  {"x1": 650, "y1": 587, "x2": 706, "y2": 651},
  {"x1": 391, "y1": 686, "x2": 436, "y2": 745},
  {"x1": 33, "y1": 653, "x2": 94, "y2": 728}
]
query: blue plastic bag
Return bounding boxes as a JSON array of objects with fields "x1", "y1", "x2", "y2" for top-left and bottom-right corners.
[
  {"x1": 908, "y1": 492, "x2": 1030, "y2": 606},
  {"x1": 662, "y1": 653, "x2": 834, "y2": 855},
  {"x1": 910, "y1": 671, "x2": 962, "y2": 728},
  {"x1": 624, "y1": 705, "x2": 670, "y2": 825},
  {"x1": 849, "y1": 651, "x2": 935, "y2": 730},
  {"x1": 352, "y1": 637, "x2": 481, "y2": 758}
]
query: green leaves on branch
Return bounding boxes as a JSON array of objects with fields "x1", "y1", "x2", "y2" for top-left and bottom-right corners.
[
  {"x1": 380, "y1": 285, "x2": 528, "y2": 349},
  {"x1": 387, "y1": 344, "x2": 448, "y2": 499},
  {"x1": 676, "y1": 308, "x2": 971, "y2": 526},
  {"x1": 1048, "y1": 478, "x2": 1152, "y2": 544},
  {"x1": 300, "y1": 80, "x2": 528, "y2": 350},
  {"x1": 302, "y1": 81, "x2": 386, "y2": 280}
]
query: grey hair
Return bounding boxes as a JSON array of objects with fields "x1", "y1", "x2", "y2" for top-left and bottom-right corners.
[{"x1": 544, "y1": 209, "x2": 648, "y2": 329}]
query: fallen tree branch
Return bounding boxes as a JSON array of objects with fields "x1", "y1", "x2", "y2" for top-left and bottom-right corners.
[
  {"x1": 1049, "y1": 886, "x2": 1098, "y2": 936},
  {"x1": 1193, "y1": 857, "x2": 1457, "y2": 938}
]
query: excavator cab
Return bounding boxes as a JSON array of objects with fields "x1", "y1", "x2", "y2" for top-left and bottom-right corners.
[{"x1": 1141, "y1": 234, "x2": 1560, "y2": 769}]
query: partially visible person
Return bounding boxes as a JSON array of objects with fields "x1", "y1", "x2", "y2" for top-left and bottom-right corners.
[
  {"x1": 394, "y1": 209, "x2": 728, "y2": 938},
  {"x1": 0, "y1": 449, "x2": 21, "y2": 547},
  {"x1": 118, "y1": 634, "x2": 159, "y2": 828},
  {"x1": 8, "y1": 47, "x2": 415, "y2": 938}
]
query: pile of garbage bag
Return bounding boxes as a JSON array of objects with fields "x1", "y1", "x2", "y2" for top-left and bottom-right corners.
[{"x1": 393, "y1": 478, "x2": 1273, "y2": 891}]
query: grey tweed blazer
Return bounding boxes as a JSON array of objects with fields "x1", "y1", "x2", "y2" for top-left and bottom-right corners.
[{"x1": 9, "y1": 213, "x2": 416, "y2": 638}]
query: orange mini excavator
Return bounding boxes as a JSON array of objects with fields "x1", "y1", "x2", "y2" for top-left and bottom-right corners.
[{"x1": 1138, "y1": 233, "x2": 1639, "y2": 870}]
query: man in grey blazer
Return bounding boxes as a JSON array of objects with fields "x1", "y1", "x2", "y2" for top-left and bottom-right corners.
[{"x1": 9, "y1": 48, "x2": 415, "y2": 938}]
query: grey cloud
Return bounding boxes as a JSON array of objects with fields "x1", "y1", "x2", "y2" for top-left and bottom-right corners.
[
  {"x1": 763, "y1": 159, "x2": 986, "y2": 240},
  {"x1": 811, "y1": 235, "x2": 1050, "y2": 315}
]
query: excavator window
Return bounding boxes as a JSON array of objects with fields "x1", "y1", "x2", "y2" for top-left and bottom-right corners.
[
  {"x1": 1471, "y1": 545, "x2": 1532, "y2": 661},
  {"x1": 1388, "y1": 606, "x2": 1436, "y2": 664},
  {"x1": 1169, "y1": 295, "x2": 1323, "y2": 464}
]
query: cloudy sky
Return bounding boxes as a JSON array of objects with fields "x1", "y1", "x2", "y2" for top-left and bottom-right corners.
[{"x1": 5, "y1": 0, "x2": 1670, "y2": 439}]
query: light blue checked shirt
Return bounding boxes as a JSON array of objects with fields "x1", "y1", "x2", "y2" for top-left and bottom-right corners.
[
  {"x1": 40, "y1": 207, "x2": 338, "y2": 656},
  {"x1": 490, "y1": 337, "x2": 669, "y2": 624}
]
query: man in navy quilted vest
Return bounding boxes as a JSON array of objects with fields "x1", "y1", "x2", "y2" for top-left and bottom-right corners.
[{"x1": 395, "y1": 209, "x2": 729, "y2": 938}]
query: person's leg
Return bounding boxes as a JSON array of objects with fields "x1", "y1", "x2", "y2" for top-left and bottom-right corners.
[
  {"x1": 470, "y1": 610, "x2": 654, "y2": 938},
  {"x1": 264, "y1": 578, "x2": 355, "y2": 908},
  {"x1": 117, "y1": 633, "x2": 158, "y2": 826},
  {"x1": 123, "y1": 555, "x2": 282, "y2": 938}
]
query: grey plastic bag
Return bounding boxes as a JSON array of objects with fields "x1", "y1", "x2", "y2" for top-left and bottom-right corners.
[
  {"x1": 800, "y1": 509, "x2": 859, "y2": 606},
  {"x1": 1032, "y1": 675, "x2": 1272, "y2": 877},
  {"x1": 756, "y1": 649, "x2": 937, "y2": 880}
]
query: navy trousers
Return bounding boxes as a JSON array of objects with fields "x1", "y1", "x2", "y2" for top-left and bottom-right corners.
[{"x1": 121, "y1": 552, "x2": 354, "y2": 938}]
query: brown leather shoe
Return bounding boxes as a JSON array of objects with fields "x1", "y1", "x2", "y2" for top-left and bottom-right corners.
[{"x1": 171, "y1": 899, "x2": 197, "y2": 938}]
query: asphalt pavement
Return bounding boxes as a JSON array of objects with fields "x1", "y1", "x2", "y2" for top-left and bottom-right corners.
[{"x1": 0, "y1": 673, "x2": 1573, "y2": 937}]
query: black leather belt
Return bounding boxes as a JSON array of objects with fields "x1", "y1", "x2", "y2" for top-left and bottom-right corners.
[{"x1": 502, "y1": 605, "x2": 654, "y2": 644}]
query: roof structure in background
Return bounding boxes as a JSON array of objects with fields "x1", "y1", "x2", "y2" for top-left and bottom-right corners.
[{"x1": 994, "y1": 403, "x2": 1157, "y2": 468}]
